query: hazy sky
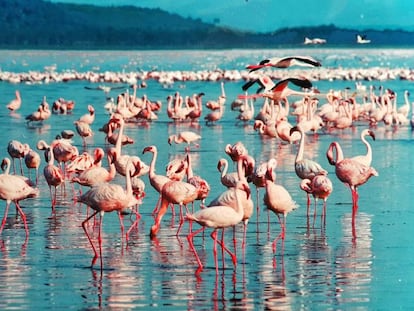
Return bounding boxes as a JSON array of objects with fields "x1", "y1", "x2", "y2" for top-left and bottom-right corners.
[{"x1": 49, "y1": 0, "x2": 414, "y2": 32}]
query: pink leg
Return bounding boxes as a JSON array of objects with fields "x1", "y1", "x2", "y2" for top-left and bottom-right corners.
[
  {"x1": 211, "y1": 230, "x2": 219, "y2": 273},
  {"x1": 187, "y1": 226, "x2": 205, "y2": 272},
  {"x1": 15, "y1": 201, "x2": 29, "y2": 237},
  {"x1": 0, "y1": 201, "x2": 10, "y2": 235},
  {"x1": 98, "y1": 213, "x2": 104, "y2": 272},
  {"x1": 215, "y1": 228, "x2": 237, "y2": 267},
  {"x1": 117, "y1": 212, "x2": 124, "y2": 242},
  {"x1": 82, "y1": 210, "x2": 100, "y2": 268},
  {"x1": 126, "y1": 209, "x2": 141, "y2": 242}
]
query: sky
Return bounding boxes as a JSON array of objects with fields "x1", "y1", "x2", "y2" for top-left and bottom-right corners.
[{"x1": 49, "y1": 0, "x2": 414, "y2": 33}]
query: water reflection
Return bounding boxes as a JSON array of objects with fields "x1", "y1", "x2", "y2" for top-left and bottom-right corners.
[{"x1": 334, "y1": 212, "x2": 373, "y2": 306}]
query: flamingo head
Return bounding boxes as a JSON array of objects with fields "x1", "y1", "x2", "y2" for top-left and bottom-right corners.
[
  {"x1": 0, "y1": 158, "x2": 9, "y2": 171},
  {"x1": 289, "y1": 125, "x2": 301, "y2": 137},
  {"x1": 142, "y1": 145, "x2": 155, "y2": 154},
  {"x1": 368, "y1": 130, "x2": 376, "y2": 141}
]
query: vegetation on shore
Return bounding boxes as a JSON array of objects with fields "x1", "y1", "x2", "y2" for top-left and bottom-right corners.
[{"x1": 1, "y1": 0, "x2": 413, "y2": 49}]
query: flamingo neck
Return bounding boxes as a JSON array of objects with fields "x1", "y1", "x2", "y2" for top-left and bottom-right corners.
[
  {"x1": 361, "y1": 133, "x2": 372, "y2": 164},
  {"x1": 115, "y1": 119, "x2": 125, "y2": 154},
  {"x1": 296, "y1": 129, "x2": 305, "y2": 162}
]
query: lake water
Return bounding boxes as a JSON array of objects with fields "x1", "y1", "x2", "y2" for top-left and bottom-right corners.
[{"x1": 0, "y1": 48, "x2": 413, "y2": 310}]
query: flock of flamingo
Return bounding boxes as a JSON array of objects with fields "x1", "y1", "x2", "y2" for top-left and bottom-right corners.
[{"x1": 4, "y1": 53, "x2": 407, "y2": 275}]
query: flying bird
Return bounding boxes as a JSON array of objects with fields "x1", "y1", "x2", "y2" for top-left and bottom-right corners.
[{"x1": 246, "y1": 55, "x2": 321, "y2": 72}]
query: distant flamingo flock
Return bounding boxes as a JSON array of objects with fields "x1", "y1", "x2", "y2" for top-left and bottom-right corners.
[{"x1": 5, "y1": 52, "x2": 407, "y2": 275}]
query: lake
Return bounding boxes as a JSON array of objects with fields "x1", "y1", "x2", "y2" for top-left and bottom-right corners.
[{"x1": 0, "y1": 48, "x2": 413, "y2": 310}]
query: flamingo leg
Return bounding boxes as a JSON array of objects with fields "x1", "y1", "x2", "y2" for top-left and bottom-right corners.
[
  {"x1": 151, "y1": 195, "x2": 162, "y2": 216},
  {"x1": 19, "y1": 158, "x2": 24, "y2": 175},
  {"x1": 211, "y1": 230, "x2": 219, "y2": 273},
  {"x1": 126, "y1": 209, "x2": 141, "y2": 242},
  {"x1": 215, "y1": 228, "x2": 237, "y2": 267},
  {"x1": 150, "y1": 197, "x2": 169, "y2": 237},
  {"x1": 175, "y1": 203, "x2": 186, "y2": 236},
  {"x1": 312, "y1": 198, "x2": 317, "y2": 228},
  {"x1": 272, "y1": 214, "x2": 286, "y2": 254},
  {"x1": 0, "y1": 201, "x2": 10, "y2": 235},
  {"x1": 187, "y1": 226, "x2": 205, "y2": 272},
  {"x1": 15, "y1": 201, "x2": 29, "y2": 237},
  {"x1": 82, "y1": 210, "x2": 100, "y2": 268},
  {"x1": 117, "y1": 211, "x2": 124, "y2": 242},
  {"x1": 98, "y1": 212, "x2": 104, "y2": 272}
]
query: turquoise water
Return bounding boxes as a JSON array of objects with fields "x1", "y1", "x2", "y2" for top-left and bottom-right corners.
[{"x1": 0, "y1": 49, "x2": 413, "y2": 310}]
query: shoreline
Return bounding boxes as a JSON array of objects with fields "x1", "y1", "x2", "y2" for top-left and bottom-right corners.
[{"x1": 1, "y1": 67, "x2": 412, "y2": 85}]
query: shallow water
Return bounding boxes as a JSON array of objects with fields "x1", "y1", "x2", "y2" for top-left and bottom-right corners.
[{"x1": 0, "y1": 49, "x2": 413, "y2": 310}]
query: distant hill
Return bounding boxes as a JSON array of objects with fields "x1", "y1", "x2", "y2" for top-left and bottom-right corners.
[{"x1": 1, "y1": 0, "x2": 414, "y2": 49}]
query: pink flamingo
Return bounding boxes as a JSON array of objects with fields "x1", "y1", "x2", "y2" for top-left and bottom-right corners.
[
  {"x1": 79, "y1": 161, "x2": 141, "y2": 271},
  {"x1": 42, "y1": 147, "x2": 65, "y2": 211},
  {"x1": 106, "y1": 117, "x2": 147, "y2": 177},
  {"x1": 186, "y1": 180, "x2": 250, "y2": 273},
  {"x1": 77, "y1": 104, "x2": 95, "y2": 125},
  {"x1": 74, "y1": 120, "x2": 93, "y2": 146},
  {"x1": 142, "y1": 145, "x2": 171, "y2": 214},
  {"x1": 225, "y1": 141, "x2": 249, "y2": 164},
  {"x1": 0, "y1": 158, "x2": 39, "y2": 239},
  {"x1": 6, "y1": 90, "x2": 22, "y2": 111},
  {"x1": 150, "y1": 175, "x2": 198, "y2": 237},
  {"x1": 217, "y1": 158, "x2": 239, "y2": 188},
  {"x1": 168, "y1": 131, "x2": 201, "y2": 152},
  {"x1": 7, "y1": 140, "x2": 29, "y2": 175},
  {"x1": 185, "y1": 153, "x2": 210, "y2": 207},
  {"x1": 263, "y1": 158, "x2": 298, "y2": 254},
  {"x1": 351, "y1": 129, "x2": 376, "y2": 166},
  {"x1": 246, "y1": 55, "x2": 321, "y2": 72},
  {"x1": 326, "y1": 141, "x2": 378, "y2": 237},
  {"x1": 290, "y1": 125, "x2": 327, "y2": 209},
  {"x1": 207, "y1": 155, "x2": 254, "y2": 251},
  {"x1": 24, "y1": 147, "x2": 41, "y2": 185},
  {"x1": 71, "y1": 148, "x2": 116, "y2": 188},
  {"x1": 300, "y1": 175, "x2": 333, "y2": 227}
]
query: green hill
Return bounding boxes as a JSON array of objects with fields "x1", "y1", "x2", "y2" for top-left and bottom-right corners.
[{"x1": 1, "y1": 0, "x2": 414, "y2": 49}]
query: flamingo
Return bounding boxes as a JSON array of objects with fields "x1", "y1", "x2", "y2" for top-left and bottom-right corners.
[
  {"x1": 106, "y1": 118, "x2": 134, "y2": 146},
  {"x1": 204, "y1": 101, "x2": 225, "y2": 125},
  {"x1": 142, "y1": 145, "x2": 171, "y2": 214},
  {"x1": 71, "y1": 148, "x2": 116, "y2": 188},
  {"x1": 24, "y1": 148, "x2": 41, "y2": 185},
  {"x1": 246, "y1": 55, "x2": 322, "y2": 72},
  {"x1": 77, "y1": 104, "x2": 95, "y2": 125},
  {"x1": 263, "y1": 158, "x2": 298, "y2": 254},
  {"x1": 351, "y1": 129, "x2": 376, "y2": 167},
  {"x1": 290, "y1": 125, "x2": 327, "y2": 209},
  {"x1": 74, "y1": 120, "x2": 93, "y2": 146},
  {"x1": 107, "y1": 117, "x2": 148, "y2": 177},
  {"x1": 42, "y1": 146, "x2": 65, "y2": 211},
  {"x1": 7, "y1": 140, "x2": 29, "y2": 175},
  {"x1": 225, "y1": 141, "x2": 249, "y2": 163},
  {"x1": 207, "y1": 155, "x2": 254, "y2": 251},
  {"x1": 185, "y1": 153, "x2": 210, "y2": 207},
  {"x1": 150, "y1": 176, "x2": 198, "y2": 237},
  {"x1": 326, "y1": 141, "x2": 378, "y2": 237},
  {"x1": 168, "y1": 131, "x2": 201, "y2": 152},
  {"x1": 205, "y1": 81, "x2": 226, "y2": 110},
  {"x1": 37, "y1": 138, "x2": 78, "y2": 179},
  {"x1": 186, "y1": 92, "x2": 205, "y2": 122},
  {"x1": 79, "y1": 160, "x2": 141, "y2": 271},
  {"x1": 6, "y1": 90, "x2": 22, "y2": 111},
  {"x1": 217, "y1": 158, "x2": 240, "y2": 188},
  {"x1": 186, "y1": 180, "x2": 250, "y2": 273},
  {"x1": 0, "y1": 158, "x2": 39, "y2": 238},
  {"x1": 300, "y1": 175, "x2": 333, "y2": 227},
  {"x1": 262, "y1": 77, "x2": 314, "y2": 102},
  {"x1": 290, "y1": 126, "x2": 328, "y2": 180}
]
